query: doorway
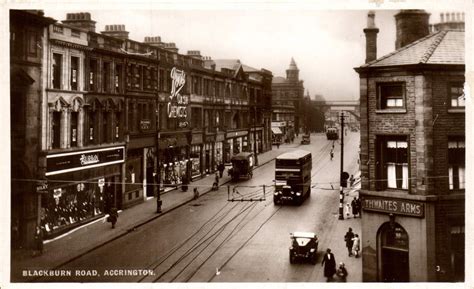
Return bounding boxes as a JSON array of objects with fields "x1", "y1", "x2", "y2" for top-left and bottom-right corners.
[{"x1": 379, "y1": 222, "x2": 409, "y2": 282}]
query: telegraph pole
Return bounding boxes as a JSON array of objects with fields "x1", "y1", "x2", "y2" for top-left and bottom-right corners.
[
  {"x1": 338, "y1": 112, "x2": 345, "y2": 220},
  {"x1": 155, "y1": 98, "x2": 162, "y2": 213}
]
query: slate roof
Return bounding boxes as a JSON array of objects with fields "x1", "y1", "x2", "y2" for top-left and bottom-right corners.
[
  {"x1": 360, "y1": 30, "x2": 464, "y2": 68},
  {"x1": 211, "y1": 59, "x2": 241, "y2": 72}
]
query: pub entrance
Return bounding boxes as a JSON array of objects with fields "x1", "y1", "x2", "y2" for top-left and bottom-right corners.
[{"x1": 378, "y1": 222, "x2": 409, "y2": 282}]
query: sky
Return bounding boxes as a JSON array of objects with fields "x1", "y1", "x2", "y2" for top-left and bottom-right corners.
[{"x1": 42, "y1": 8, "x2": 451, "y2": 101}]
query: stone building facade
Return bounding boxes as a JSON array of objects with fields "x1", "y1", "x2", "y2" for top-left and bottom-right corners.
[{"x1": 10, "y1": 10, "x2": 273, "y2": 245}]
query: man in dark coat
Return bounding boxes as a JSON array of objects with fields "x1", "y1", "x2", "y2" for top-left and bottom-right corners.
[
  {"x1": 344, "y1": 227, "x2": 355, "y2": 256},
  {"x1": 321, "y1": 248, "x2": 337, "y2": 282},
  {"x1": 351, "y1": 198, "x2": 358, "y2": 218}
]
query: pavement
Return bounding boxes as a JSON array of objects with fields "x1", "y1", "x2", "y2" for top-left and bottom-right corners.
[{"x1": 11, "y1": 133, "x2": 363, "y2": 282}]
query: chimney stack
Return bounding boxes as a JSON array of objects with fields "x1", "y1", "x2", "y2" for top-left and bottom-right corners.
[
  {"x1": 144, "y1": 36, "x2": 164, "y2": 47},
  {"x1": 395, "y1": 10, "x2": 430, "y2": 50},
  {"x1": 187, "y1": 50, "x2": 202, "y2": 59},
  {"x1": 101, "y1": 24, "x2": 129, "y2": 40},
  {"x1": 434, "y1": 11, "x2": 465, "y2": 32},
  {"x1": 363, "y1": 11, "x2": 379, "y2": 63},
  {"x1": 62, "y1": 12, "x2": 96, "y2": 32},
  {"x1": 163, "y1": 42, "x2": 178, "y2": 53}
]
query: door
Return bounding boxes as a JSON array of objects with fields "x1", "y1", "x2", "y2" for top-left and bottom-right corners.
[
  {"x1": 381, "y1": 248, "x2": 409, "y2": 282},
  {"x1": 146, "y1": 166, "x2": 154, "y2": 197}
]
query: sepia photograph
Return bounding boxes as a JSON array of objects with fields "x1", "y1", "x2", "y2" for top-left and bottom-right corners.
[{"x1": 3, "y1": 0, "x2": 472, "y2": 287}]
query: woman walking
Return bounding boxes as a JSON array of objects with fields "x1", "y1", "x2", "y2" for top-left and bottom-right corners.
[{"x1": 321, "y1": 248, "x2": 337, "y2": 282}]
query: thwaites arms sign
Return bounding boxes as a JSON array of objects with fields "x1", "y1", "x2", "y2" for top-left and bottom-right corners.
[
  {"x1": 362, "y1": 195, "x2": 425, "y2": 218},
  {"x1": 46, "y1": 146, "x2": 125, "y2": 176}
]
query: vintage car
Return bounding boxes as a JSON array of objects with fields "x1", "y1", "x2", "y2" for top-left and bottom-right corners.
[
  {"x1": 289, "y1": 232, "x2": 319, "y2": 264},
  {"x1": 300, "y1": 134, "x2": 311, "y2": 144},
  {"x1": 228, "y1": 152, "x2": 254, "y2": 180}
]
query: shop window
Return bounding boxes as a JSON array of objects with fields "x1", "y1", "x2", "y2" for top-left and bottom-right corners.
[
  {"x1": 52, "y1": 53, "x2": 62, "y2": 89},
  {"x1": 70, "y1": 111, "x2": 78, "y2": 147},
  {"x1": 51, "y1": 111, "x2": 61, "y2": 149},
  {"x1": 448, "y1": 138, "x2": 465, "y2": 190},
  {"x1": 89, "y1": 59, "x2": 97, "y2": 91},
  {"x1": 449, "y1": 82, "x2": 465, "y2": 108},
  {"x1": 103, "y1": 62, "x2": 110, "y2": 93},
  {"x1": 70, "y1": 56, "x2": 79, "y2": 91},
  {"x1": 376, "y1": 136, "x2": 408, "y2": 190},
  {"x1": 377, "y1": 82, "x2": 405, "y2": 110},
  {"x1": 115, "y1": 64, "x2": 122, "y2": 93},
  {"x1": 88, "y1": 109, "x2": 97, "y2": 144}
]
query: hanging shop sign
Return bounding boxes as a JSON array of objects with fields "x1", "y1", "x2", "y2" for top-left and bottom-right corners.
[
  {"x1": 46, "y1": 146, "x2": 125, "y2": 176},
  {"x1": 362, "y1": 195, "x2": 425, "y2": 218},
  {"x1": 168, "y1": 67, "x2": 189, "y2": 128}
]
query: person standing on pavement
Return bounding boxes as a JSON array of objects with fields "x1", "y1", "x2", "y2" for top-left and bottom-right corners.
[
  {"x1": 321, "y1": 248, "x2": 337, "y2": 282},
  {"x1": 193, "y1": 187, "x2": 200, "y2": 200},
  {"x1": 33, "y1": 226, "x2": 43, "y2": 256},
  {"x1": 218, "y1": 163, "x2": 225, "y2": 178},
  {"x1": 351, "y1": 198, "x2": 358, "y2": 218},
  {"x1": 344, "y1": 227, "x2": 355, "y2": 257},
  {"x1": 109, "y1": 207, "x2": 118, "y2": 229},
  {"x1": 352, "y1": 234, "x2": 361, "y2": 258},
  {"x1": 336, "y1": 262, "x2": 348, "y2": 282},
  {"x1": 356, "y1": 197, "x2": 362, "y2": 217}
]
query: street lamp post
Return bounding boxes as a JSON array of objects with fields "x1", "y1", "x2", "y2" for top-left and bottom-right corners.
[
  {"x1": 338, "y1": 112, "x2": 345, "y2": 220},
  {"x1": 155, "y1": 98, "x2": 162, "y2": 213}
]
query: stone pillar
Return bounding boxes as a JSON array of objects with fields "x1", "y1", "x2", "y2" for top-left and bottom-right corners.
[{"x1": 47, "y1": 108, "x2": 53, "y2": 150}]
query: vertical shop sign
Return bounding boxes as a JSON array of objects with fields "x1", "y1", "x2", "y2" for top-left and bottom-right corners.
[{"x1": 168, "y1": 67, "x2": 189, "y2": 128}]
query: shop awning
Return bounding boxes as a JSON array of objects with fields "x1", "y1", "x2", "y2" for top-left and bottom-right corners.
[{"x1": 271, "y1": 127, "x2": 283, "y2": 135}]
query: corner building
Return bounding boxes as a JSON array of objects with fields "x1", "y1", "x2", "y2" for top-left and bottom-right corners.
[{"x1": 355, "y1": 10, "x2": 465, "y2": 282}]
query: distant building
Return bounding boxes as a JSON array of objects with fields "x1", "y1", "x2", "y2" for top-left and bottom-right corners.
[
  {"x1": 355, "y1": 10, "x2": 465, "y2": 282},
  {"x1": 271, "y1": 58, "x2": 305, "y2": 140}
]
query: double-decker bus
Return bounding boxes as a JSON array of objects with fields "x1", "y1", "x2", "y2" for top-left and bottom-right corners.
[{"x1": 274, "y1": 150, "x2": 312, "y2": 205}]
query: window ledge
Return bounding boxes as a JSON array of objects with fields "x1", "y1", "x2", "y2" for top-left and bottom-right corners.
[
  {"x1": 375, "y1": 109, "x2": 407, "y2": 114},
  {"x1": 447, "y1": 108, "x2": 465, "y2": 113}
]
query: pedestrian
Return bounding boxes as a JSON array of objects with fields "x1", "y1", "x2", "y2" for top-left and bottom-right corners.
[
  {"x1": 336, "y1": 262, "x2": 348, "y2": 282},
  {"x1": 193, "y1": 187, "x2": 199, "y2": 200},
  {"x1": 349, "y1": 174, "x2": 354, "y2": 187},
  {"x1": 351, "y1": 198, "x2": 358, "y2": 218},
  {"x1": 321, "y1": 248, "x2": 337, "y2": 282},
  {"x1": 355, "y1": 197, "x2": 362, "y2": 217},
  {"x1": 330, "y1": 150, "x2": 334, "y2": 161},
  {"x1": 276, "y1": 142, "x2": 280, "y2": 149},
  {"x1": 218, "y1": 163, "x2": 225, "y2": 178},
  {"x1": 108, "y1": 207, "x2": 118, "y2": 229},
  {"x1": 352, "y1": 234, "x2": 361, "y2": 258},
  {"x1": 345, "y1": 203, "x2": 351, "y2": 218},
  {"x1": 344, "y1": 227, "x2": 355, "y2": 257},
  {"x1": 33, "y1": 226, "x2": 43, "y2": 256}
]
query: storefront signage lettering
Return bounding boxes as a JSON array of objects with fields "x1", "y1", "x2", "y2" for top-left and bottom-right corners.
[
  {"x1": 80, "y1": 154, "x2": 99, "y2": 166},
  {"x1": 140, "y1": 120, "x2": 151, "y2": 131},
  {"x1": 178, "y1": 121, "x2": 189, "y2": 128},
  {"x1": 36, "y1": 181, "x2": 48, "y2": 193},
  {"x1": 46, "y1": 146, "x2": 125, "y2": 176},
  {"x1": 168, "y1": 67, "x2": 188, "y2": 119},
  {"x1": 362, "y1": 195, "x2": 424, "y2": 218}
]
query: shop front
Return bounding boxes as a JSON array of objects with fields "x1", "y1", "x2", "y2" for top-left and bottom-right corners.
[
  {"x1": 160, "y1": 133, "x2": 190, "y2": 187},
  {"x1": 360, "y1": 193, "x2": 435, "y2": 282},
  {"x1": 224, "y1": 130, "x2": 248, "y2": 163},
  {"x1": 42, "y1": 146, "x2": 124, "y2": 239}
]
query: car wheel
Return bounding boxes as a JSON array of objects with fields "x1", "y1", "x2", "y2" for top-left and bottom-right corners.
[
  {"x1": 273, "y1": 198, "x2": 279, "y2": 205},
  {"x1": 310, "y1": 255, "x2": 317, "y2": 265},
  {"x1": 289, "y1": 253, "x2": 296, "y2": 264}
]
